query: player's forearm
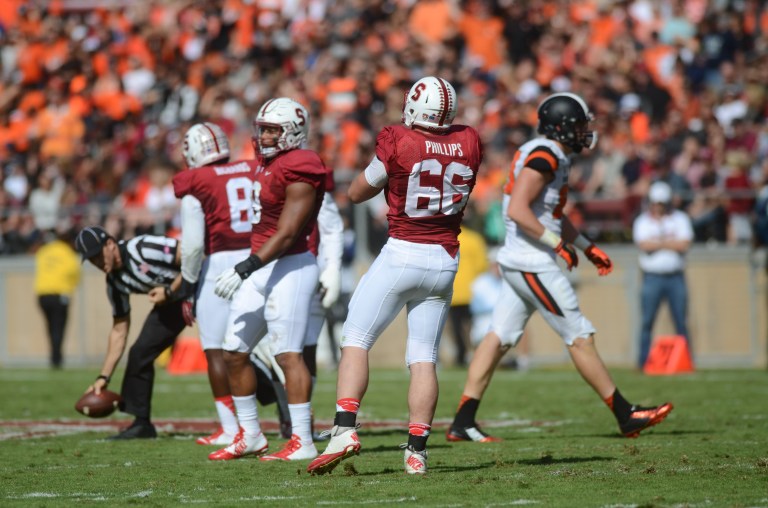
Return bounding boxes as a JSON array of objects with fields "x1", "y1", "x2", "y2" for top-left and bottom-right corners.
[
  {"x1": 318, "y1": 192, "x2": 344, "y2": 266},
  {"x1": 180, "y1": 196, "x2": 205, "y2": 282},
  {"x1": 508, "y1": 200, "x2": 547, "y2": 242},
  {"x1": 560, "y1": 216, "x2": 580, "y2": 244},
  {"x1": 348, "y1": 179, "x2": 382, "y2": 203},
  {"x1": 255, "y1": 227, "x2": 304, "y2": 263},
  {"x1": 180, "y1": 245, "x2": 204, "y2": 283},
  {"x1": 101, "y1": 317, "x2": 130, "y2": 378}
]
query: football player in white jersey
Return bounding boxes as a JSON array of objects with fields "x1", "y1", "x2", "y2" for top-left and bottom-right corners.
[{"x1": 446, "y1": 93, "x2": 674, "y2": 443}]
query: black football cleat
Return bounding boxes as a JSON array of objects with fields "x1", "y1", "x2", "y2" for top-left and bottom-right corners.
[
  {"x1": 108, "y1": 421, "x2": 157, "y2": 440},
  {"x1": 619, "y1": 402, "x2": 674, "y2": 438},
  {"x1": 446, "y1": 424, "x2": 502, "y2": 443}
]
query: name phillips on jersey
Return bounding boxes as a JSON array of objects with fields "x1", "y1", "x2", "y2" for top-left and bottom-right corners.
[{"x1": 424, "y1": 141, "x2": 464, "y2": 157}]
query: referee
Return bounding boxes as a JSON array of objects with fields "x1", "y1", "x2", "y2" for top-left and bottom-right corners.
[{"x1": 76, "y1": 226, "x2": 192, "y2": 439}]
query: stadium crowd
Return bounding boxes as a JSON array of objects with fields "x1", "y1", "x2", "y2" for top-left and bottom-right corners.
[{"x1": 1, "y1": 0, "x2": 768, "y2": 256}]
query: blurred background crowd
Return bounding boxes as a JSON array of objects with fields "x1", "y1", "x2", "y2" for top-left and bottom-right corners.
[{"x1": 1, "y1": 0, "x2": 768, "y2": 257}]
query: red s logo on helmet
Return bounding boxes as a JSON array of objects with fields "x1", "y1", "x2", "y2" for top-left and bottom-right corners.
[{"x1": 410, "y1": 83, "x2": 427, "y2": 101}]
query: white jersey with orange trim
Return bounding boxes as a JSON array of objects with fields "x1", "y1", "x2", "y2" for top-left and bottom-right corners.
[{"x1": 496, "y1": 138, "x2": 571, "y2": 273}]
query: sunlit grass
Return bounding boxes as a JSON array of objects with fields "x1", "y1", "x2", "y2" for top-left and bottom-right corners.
[{"x1": 1, "y1": 367, "x2": 766, "y2": 507}]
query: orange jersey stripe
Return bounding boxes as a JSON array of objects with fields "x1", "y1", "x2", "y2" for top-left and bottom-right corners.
[
  {"x1": 522, "y1": 272, "x2": 563, "y2": 316},
  {"x1": 524, "y1": 149, "x2": 557, "y2": 172},
  {"x1": 503, "y1": 151, "x2": 521, "y2": 194}
]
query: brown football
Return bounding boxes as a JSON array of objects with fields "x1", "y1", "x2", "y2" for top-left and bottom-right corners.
[{"x1": 74, "y1": 390, "x2": 123, "y2": 418}]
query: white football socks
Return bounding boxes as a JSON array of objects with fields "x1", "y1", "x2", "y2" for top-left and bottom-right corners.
[
  {"x1": 288, "y1": 402, "x2": 313, "y2": 444},
  {"x1": 214, "y1": 396, "x2": 239, "y2": 436},
  {"x1": 232, "y1": 395, "x2": 262, "y2": 436}
]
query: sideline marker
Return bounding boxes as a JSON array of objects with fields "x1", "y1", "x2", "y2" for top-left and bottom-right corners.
[{"x1": 643, "y1": 335, "x2": 694, "y2": 375}]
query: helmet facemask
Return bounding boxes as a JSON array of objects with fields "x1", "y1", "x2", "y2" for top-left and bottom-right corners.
[
  {"x1": 570, "y1": 117, "x2": 598, "y2": 153},
  {"x1": 252, "y1": 98, "x2": 309, "y2": 158}
]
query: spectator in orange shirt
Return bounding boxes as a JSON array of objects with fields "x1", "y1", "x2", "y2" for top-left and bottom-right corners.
[
  {"x1": 458, "y1": 0, "x2": 505, "y2": 72},
  {"x1": 409, "y1": 0, "x2": 458, "y2": 45},
  {"x1": 35, "y1": 86, "x2": 85, "y2": 161}
]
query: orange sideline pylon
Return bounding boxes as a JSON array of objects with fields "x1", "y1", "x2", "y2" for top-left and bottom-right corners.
[
  {"x1": 167, "y1": 336, "x2": 208, "y2": 375},
  {"x1": 643, "y1": 335, "x2": 694, "y2": 375}
]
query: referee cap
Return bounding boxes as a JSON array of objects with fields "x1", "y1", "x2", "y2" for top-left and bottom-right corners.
[{"x1": 75, "y1": 226, "x2": 110, "y2": 261}]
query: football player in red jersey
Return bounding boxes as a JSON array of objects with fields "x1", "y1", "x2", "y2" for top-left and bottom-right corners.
[
  {"x1": 210, "y1": 98, "x2": 327, "y2": 462},
  {"x1": 252, "y1": 165, "x2": 344, "y2": 440},
  {"x1": 172, "y1": 122, "x2": 256, "y2": 447},
  {"x1": 446, "y1": 93, "x2": 673, "y2": 443},
  {"x1": 308, "y1": 77, "x2": 483, "y2": 476}
]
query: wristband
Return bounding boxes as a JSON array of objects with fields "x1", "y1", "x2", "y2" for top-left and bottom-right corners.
[
  {"x1": 234, "y1": 254, "x2": 264, "y2": 280},
  {"x1": 167, "y1": 278, "x2": 196, "y2": 302},
  {"x1": 573, "y1": 234, "x2": 593, "y2": 251},
  {"x1": 96, "y1": 374, "x2": 111, "y2": 384},
  {"x1": 539, "y1": 229, "x2": 562, "y2": 249}
]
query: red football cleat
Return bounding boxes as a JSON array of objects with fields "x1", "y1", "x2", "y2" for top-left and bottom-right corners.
[
  {"x1": 196, "y1": 427, "x2": 234, "y2": 446},
  {"x1": 208, "y1": 428, "x2": 268, "y2": 460},
  {"x1": 260, "y1": 435, "x2": 317, "y2": 461}
]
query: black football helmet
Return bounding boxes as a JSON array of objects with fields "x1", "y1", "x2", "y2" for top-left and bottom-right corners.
[{"x1": 536, "y1": 93, "x2": 598, "y2": 153}]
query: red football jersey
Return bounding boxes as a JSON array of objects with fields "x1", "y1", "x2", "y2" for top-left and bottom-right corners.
[
  {"x1": 376, "y1": 124, "x2": 483, "y2": 256},
  {"x1": 250, "y1": 149, "x2": 327, "y2": 255},
  {"x1": 172, "y1": 160, "x2": 257, "y2": 255},
  {"x1": 308, "y1": 165, "x2": 336, "y2": 256}
]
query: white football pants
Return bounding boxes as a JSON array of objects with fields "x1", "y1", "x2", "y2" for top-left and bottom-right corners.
[{"x1": 342, "y1": 237, "x2": 457, "y2": 365}]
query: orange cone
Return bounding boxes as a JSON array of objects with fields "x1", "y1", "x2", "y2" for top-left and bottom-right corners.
[
  {"x1": 167, "y1": 336, "x2": 208, "y2": 375},
  {"x1": 643, "y1": 335, "x2": 694, "y2": 375}
]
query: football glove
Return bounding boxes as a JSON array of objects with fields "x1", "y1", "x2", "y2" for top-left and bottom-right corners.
[
  {"x1": 584, "y1": 244, "x2": 613, "y2": 276},
  {"x1": 554, "y1": 240, "x2": 579, "y2": 271},
  {"x1": 318, "y1": 265, "x2": 341, "y2": 309},
  {"x1": 214, "y1": 268, "x2": 243, "y2": 301},
  {"x1": 181, "y1": 297, "x2": 195, "y2": 326},
  {"x1": 214, "y1": 255, "x2": 264, "y2": 301}
]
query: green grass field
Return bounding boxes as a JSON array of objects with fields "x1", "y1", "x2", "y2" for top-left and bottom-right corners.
[{"x1": 1, "y1": 367, "x2": 766, "y2": 507}]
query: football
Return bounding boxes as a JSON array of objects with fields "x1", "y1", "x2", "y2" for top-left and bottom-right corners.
[{"x1": 74, "y1": 390, "x2": 123, "y2": 418}]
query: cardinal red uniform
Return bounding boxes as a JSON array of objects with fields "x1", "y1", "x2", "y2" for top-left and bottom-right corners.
[
  {"x1": 173, "y1": 161, "x2": 256, "y2": 254},
  {"x1": 342, "y1": 124, "x2": 483, "y2": 364},
  {"x1": 172, "y1": 160, "x2": 256, "y2": 350},
  {"x1": 376, "y1": 125, "x2": 483, "y2": 256},
  {"x1": 249, "y1": 150, "x2": 326, "y2": 255},
  {"x1": 222, "y1": 149, "x2": 327, "y2": 355}
]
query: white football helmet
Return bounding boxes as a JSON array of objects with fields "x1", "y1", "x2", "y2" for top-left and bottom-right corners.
[
  {"x1": 183, "y1": 122, "x2": 230, "y2": 168},
  {"x1": 253, "y1": 97, "x2": 309, "y2": 158},
  {"x1": 402, "y1": 76, "x2": 457, "y2": 131}
]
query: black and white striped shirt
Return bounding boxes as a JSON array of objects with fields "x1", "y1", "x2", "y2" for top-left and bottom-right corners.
[{"x1": 106, "y1": 235, "x2": 179, "y2": 318}]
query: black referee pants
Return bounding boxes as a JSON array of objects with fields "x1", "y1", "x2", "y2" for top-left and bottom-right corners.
[
  {"x1": 38, "y1": 294, "x2": 70, "y2": 368},
  {"x1": 121, "y1": 302, "x2": 186, "y2": 420}
]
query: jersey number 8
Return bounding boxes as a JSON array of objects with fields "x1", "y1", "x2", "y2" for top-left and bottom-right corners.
[{"x1": 226, "y1": 177, "x2": 262, "y2": 232}]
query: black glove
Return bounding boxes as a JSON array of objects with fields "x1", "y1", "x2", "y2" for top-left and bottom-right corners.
[{"x1": 234, "y1": 254, "x2": 264, "y2": 280}]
